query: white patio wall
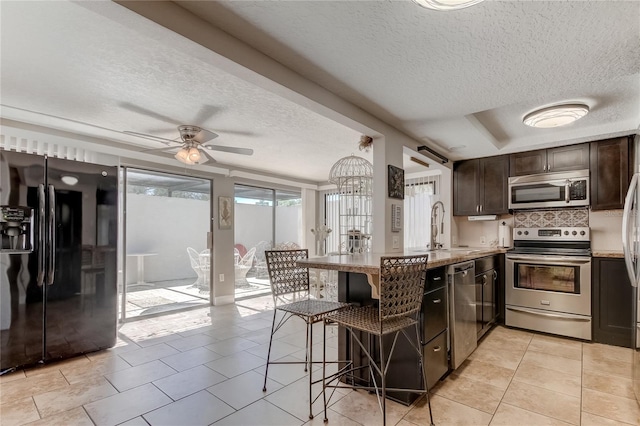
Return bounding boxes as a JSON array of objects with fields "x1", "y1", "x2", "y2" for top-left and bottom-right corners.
[
  {"x1": 125, "y1": 193, "x2": 210, "y2": 284},
  {"x1": 234, "y1": 204, "x2": 302, "y2": 251},
  {"x1": 125, "y1": 196, "x2": 302, "y2": 285}
]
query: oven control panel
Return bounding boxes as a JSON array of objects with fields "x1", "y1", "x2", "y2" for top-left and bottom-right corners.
[{"x1": 513, "y1": 227, "x2": 590, "y2": 241}]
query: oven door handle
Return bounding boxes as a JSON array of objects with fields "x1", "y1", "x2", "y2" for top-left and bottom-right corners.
[
  {"x1": 506, "y1": 255, "x2": 591, "y2": 265},
  {"x1": 507, "y1": 306, "x2": 591, "y2": 321}
]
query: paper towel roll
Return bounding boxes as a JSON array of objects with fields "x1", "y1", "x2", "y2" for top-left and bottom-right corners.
[{"x1": 498, "y1": 222, "x2": 512, "y2": 248}]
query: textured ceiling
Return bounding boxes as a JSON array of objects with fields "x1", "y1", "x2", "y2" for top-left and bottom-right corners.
[
  {"x1": 178, "y1": 0, "x2": 640, "y2": 159},
  {"x1": 0, "y1": 1, "x2": 367, "y2": 183},
  {"x1": 1, "y1": 0, "x2": 639, "y2": 184}
]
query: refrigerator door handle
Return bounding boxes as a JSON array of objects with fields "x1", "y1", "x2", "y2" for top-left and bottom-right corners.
[
  {"x1": 46, "y1": 184, "x2": 56, "y2": 285},
  {"x1": 37, "y1": 184, "x2": 46, "y2": 287},
  {"x1": 623, "y1": 173, "x2": 639, "y2": 287}
]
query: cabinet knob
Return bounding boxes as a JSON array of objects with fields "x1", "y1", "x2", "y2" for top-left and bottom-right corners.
[
  {"x1": 432, "y1": 298, "x2": 442, "y2": 304},
  {"x1": 433, "y1": 346, "x2": 442, "y2": 352},
  {"x1": 433, "y1": 276, "x2": 442, "y2": 281}
]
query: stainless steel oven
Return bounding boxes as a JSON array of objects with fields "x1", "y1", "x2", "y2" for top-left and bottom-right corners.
[
  {"x1": 505, "y1": 227, "x2": 592, "y2": 340},
  {"x1": 508, "y1": 169, "x2": 589, "y2": 210}
]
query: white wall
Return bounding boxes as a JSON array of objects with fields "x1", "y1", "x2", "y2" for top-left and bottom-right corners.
[
  {"x1": 234, "y1": 204, "x2": 273, "y2": 250},
  {"x1": 276, "y1": 205, "x2": 302, "y2": 246},
  {"x1": 125, "y1": 193, "x2": 210, "y2": 284}
]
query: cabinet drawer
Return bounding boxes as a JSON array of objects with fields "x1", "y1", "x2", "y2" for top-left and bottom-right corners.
[
  {"x1": 425, "y1": 267, "x2": 446, "y2": 292},
  {"x1": 423, "y1": 286, "x2": 447, "y2": 343},
  {"x1": 423, "y1": 331, "x2": 448, "y2": 390}
]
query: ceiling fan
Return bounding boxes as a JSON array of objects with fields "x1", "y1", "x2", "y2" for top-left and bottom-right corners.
[{"x1": 124, "y1": 125, "x2": 253, "y2": 165}]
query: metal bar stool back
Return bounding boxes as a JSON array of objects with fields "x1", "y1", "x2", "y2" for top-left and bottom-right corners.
[
  {"x1": 263, "y1": 249, "x2": 350, "y2": 419},
  {"x1": 322, "y1": 254, "x2": 434, "y2": 426}
]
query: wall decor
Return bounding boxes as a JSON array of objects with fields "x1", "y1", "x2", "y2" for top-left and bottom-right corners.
[
  {"x1": 391, "y1": 204, "x2": 402, "y2": 232},
  {"x1": 218, "y1": 196, "x2": 233, "y2": 230},
  {"x1": 388, "y1": 165, "x2": 405, "y2": 199}
]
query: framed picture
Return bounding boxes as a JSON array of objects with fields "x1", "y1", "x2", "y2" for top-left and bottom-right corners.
[
  {"x1": 388, "y1": 165, "x2": 404, "y2": 199},
  {"x1": 218, "y1": 196, "x2": 233, "y2": 230}
]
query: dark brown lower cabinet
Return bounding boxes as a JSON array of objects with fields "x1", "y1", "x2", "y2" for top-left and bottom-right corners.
[{"x1": 592, "y1": 257, "x2": 635, "y2": 348}]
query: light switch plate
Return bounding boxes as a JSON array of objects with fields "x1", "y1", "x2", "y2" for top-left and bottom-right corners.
[
  {"x1": 219, "y1": 274, "x2": 224, "y2": 282},
  {"x1": 392, "y1": 236, "x2": 400, "y2": 249}
]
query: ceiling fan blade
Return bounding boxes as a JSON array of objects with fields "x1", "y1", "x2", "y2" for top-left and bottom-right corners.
[
  {"x1": 193, "y1": 105, "x2": 222, "y2": 125},
  {"x1": 140, "y1": 146, "x2": 180, "y2": 153},
  {"x1": 118, "y1": 102, "x2": 182, "y2": 125},
  {"x1": 214, "y1": 129, "x2": 254, "y2": 137},
  {"x1": 124, "y1": 131, "x2": 179, "y2": 145},
  {"x1": 193, "y1": 128, "x2": 219, "y2": 144},
  {"x1": 203, "y1": 145, "x2": 253, "y2": 156},
  {"x1": 198, "y1": 148, "x2": 217, "y2": 164}
]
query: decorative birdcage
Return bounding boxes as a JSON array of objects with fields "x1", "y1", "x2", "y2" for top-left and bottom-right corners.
[{"x1": 328, "y1": 155, "x2": 373, "y2": 254}]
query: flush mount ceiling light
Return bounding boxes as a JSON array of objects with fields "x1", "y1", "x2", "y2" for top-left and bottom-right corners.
[
  {"x1": 523, "y1": 104, "x2": 590, "y2": 128},
  {"x1": 413, "y1": 0, "x2": 484, "y2": 11},
  {"x1": 61, "y1": 175, "x2": 78, "y2": 186}
]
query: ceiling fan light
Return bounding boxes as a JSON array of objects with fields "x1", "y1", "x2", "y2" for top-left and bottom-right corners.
[
  {"x1": 523, "y1": 103, "x2": 590, "y2": 128},
  {"x1": 413, "y1": 0, "x2": 484, "y2": 11},
  {"x1": 175, "y1": 148, "x2": 194, "y2": 165},
  {"x1": 187, "y1": 147, "x2": 201, "y2": 162}
]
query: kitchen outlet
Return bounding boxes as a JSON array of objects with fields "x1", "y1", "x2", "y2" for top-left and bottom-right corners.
[
  {"x1": 219, "y1": 274, "x2": 224, "y2": 282},
  {"x1": 480, "y1": 236, "x2": 486, "y2": 245},
  {"x1": 452, "y1": 235, "x2": 458, "y2": 245},
  {"x1": 392, "y1": 236, "x2": 400, "y2": 249}
]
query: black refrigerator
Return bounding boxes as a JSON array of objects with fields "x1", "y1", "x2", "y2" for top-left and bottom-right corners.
[{"x1": 1, "y1": 150, "x2": 118, "y2": 373}]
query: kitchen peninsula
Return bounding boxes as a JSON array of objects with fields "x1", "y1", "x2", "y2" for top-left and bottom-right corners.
[{"x1": 297, "y1": 247, "x2": 508, "y2": 403}]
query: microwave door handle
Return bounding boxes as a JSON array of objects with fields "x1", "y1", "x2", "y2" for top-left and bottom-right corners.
[
  {"x1": 565, "y1": 180, "x2": 571, "y2": 203},
  {"x1": 623, "y1": 173, "x2": 640, "y2": 287}
]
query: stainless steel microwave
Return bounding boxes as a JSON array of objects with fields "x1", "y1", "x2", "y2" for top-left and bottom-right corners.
[{"x1": 508, "y1": 169, "x2": 589, "y2": 209}]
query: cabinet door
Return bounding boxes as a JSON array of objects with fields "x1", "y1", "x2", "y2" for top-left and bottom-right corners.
[
  {"x1": 423, "y1": 330, "x2": 448, "y2": 390},
  {"x1": 509, "y1": 149, "x2": 547, "y2": 176},
  {"x1": 423, "y1": 286, "x2": 447, "y2": 343},
  {"x1": 453, "y1": 159, "x2": 480, "y2": 216},
  {"x1": 590, "y1": 137, "x2": 630, "y2": 211},
  {"x1": 547, "y1": 143, "x2": 589, "y2": 173},
  {"x1": 592, "y1": 258, "x2": 634, "y2": 348},
  {"x1": 483, "y1": 269, "x2": 497, "y2": 327},
  {"x1": 479, "y1": 155, "x2": 509, "y2": 214}
]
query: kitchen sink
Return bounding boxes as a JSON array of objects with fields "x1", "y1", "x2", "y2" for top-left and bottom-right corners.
[{"x1": 429, "y1": 248, "x2": 481, "y2": 256}]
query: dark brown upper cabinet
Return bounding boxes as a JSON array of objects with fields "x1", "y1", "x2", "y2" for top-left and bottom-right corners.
[
  {"x1": 454, "y1": 155, "x2": 509, "y2": 216},
  {"x1": 509, "y1": 144, "x2": 590, "y2": 176},
  {"x1": 590, "y1": 136, "x2": 631, "y2": 211}
]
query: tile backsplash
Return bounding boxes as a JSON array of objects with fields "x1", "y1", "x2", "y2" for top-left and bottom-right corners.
[{"x1": 514, "y1": 208, "x2": 589, "y2": 228}]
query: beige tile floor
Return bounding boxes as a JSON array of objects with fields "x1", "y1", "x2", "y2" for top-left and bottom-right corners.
[{"x1": 1, "y1": 296, "x2": 638, "y2": 425}]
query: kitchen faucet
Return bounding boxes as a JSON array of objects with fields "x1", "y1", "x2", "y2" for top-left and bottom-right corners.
[{"x1": 430, "y1": 201, "x2": 445, "y2": 250}]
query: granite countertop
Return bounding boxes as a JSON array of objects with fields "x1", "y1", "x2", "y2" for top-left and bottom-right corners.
[
  {"x1": 592, "y1": 250, "x2": 624, "y2": 258},
  {"x1": 297, "y1": 247, "x2": 509, "y2": 275}
]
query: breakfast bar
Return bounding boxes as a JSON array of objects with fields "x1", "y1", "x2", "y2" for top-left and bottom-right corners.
[{"x1": 297, "y1": 247, "x2": 507, "y2": 404}]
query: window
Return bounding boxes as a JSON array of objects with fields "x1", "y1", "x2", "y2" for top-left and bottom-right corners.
[{"x1": 404, "y1": 175, "x2": 440, "y2": 250}]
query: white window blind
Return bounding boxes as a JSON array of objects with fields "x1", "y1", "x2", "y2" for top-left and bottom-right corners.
[{"x1": 404, "y1": 174, "x2": 440, "y2": 250}]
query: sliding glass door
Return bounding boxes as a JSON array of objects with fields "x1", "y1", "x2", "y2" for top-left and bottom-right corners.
[{"x1": 121, "y1": 169, "x2": 212, "y2": 320}]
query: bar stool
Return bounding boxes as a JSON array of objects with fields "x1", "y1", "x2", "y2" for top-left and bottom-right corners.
[
  {"x1": 321, "y1": 254, "x2": 434, "y2": 426},
  {"x1": 262, "y1": 249, "x2": 350, "y2": 419}
]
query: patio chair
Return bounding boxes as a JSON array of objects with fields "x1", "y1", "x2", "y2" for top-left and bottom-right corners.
[
  {"x1": 187, "y1": 247, "x2": 205, "y2": 288},
  {"x1": 274, "y1": 241, "x2": 301, "y2": 250},
  {"x1": 234, "y1": 243, "x2": 248, "y2": 258},
  {"x1": 235, "y1": 246, "x2": 256, "y2": 282},
  {"x1": 253, "y1": 240, "x2": 272, "y2": 278},
  {"x1": 199, "y1": 249, "x2": 211, "y2": 292}
]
